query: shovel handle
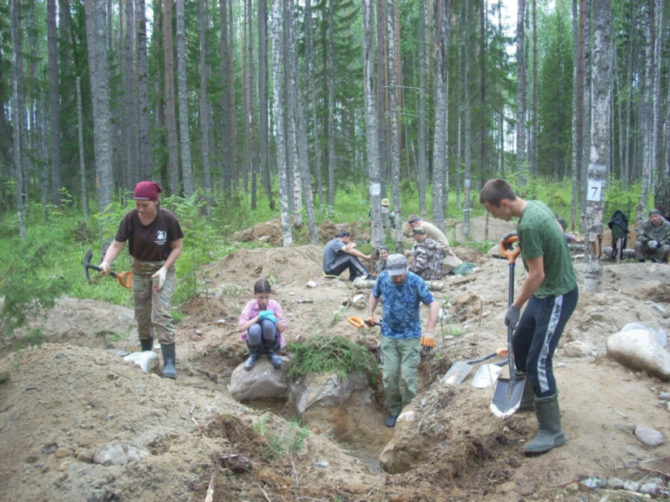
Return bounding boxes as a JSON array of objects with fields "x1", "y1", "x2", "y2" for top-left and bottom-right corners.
[
  {"x1": 500, "y1": 233, "x2": 521, "y2": 263},
  {"x1": 85, "y1": 264, "x2": 133, "y2": 289}
]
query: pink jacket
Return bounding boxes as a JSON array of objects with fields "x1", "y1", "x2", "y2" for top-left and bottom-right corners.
[{"x1": 238, "y1": 298, "x2": 286, "y2": 348}]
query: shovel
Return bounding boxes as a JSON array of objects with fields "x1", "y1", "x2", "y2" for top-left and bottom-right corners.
[
  {"x1": 441, "y1": 348, "x2": 506, "y2": 385},
  {"x1": 490, "y1": 233, "x2": 526, "y2": 418},
  {"x1": 472, "y1": 360, "x2": 508, "y2": 388},
  {"x1": 83, "y1": 249, "x2": 133, "y2": 289}
]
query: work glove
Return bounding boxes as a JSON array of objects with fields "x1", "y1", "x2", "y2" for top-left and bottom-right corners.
[
  {"x1": 365, "y1": 316, "x2": 376, "y2": 327},
  {"x1": 99, "y1": 261, "x2": 111, "y2": 275},
  {"x1": 258, "y1": 310, "x2": 278, "y2": 323},
  {"x1": 648, "y1": 240, "x2": 659, "y2": 249},
  {"x1": 420, "y1": 332, "x2": 435, "y2": 351},
  {"x1": 152, "y1": 266, "x2": 167, "y2": 291},
  {"x1": 505, "y1": 305, "x2": 521, "y2": 330}
]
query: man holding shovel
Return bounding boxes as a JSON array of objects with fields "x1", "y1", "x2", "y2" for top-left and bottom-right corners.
[
  {"x1": 99, "y1": 181, "x2": 184, "y2": 379},
  {"x1": 367, "y1": 254, "x2": 439, "y2": 428},
  {"x1": 480, "y1": 179, "x2": 578, "y2": 454}
]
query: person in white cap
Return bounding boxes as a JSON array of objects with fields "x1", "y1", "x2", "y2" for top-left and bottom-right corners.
[{"x1": 367, "y1": 253, "x2": 439, "y2": 427}]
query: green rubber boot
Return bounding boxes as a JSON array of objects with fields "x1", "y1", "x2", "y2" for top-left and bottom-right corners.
[
  {"x1": 518, "y1": 377, "x2": 535, "y2": 412},
  {"x1": 161, "y1": 344, "x2": 177, "y2": 379},
  {"x1": 523, "y1": 393, "x2": 566, "y2": 454}
]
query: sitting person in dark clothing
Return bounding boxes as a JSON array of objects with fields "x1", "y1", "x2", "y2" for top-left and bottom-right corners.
[{"x1": 322, "y1": 231, "x2": 371, "y2": 280}]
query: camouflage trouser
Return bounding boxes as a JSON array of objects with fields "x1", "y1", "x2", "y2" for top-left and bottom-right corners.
[
  {"x1": 380, "y1": 336, "x2": 421, "y2": 415},
  {"x1": 132, "y1": 259, "x2": 177, "y2": 344}
]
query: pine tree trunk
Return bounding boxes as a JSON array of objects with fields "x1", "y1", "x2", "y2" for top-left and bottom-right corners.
[
  {"x1": 85, "y1": 0, "x2": 114, "y2": 212},
  {"x1": 326, "y1": 0, "x2": 336, "y2": 210},
  {"x1": 516, "y1": 0, "x2": 527, "y2": 177},
  {"x1": 199, "y1": 0, "x2": 212, "y2": 208},
  {"x1": 136, "y1": 0, "x2": 152, "y2": 180},
  {"x1": 176, "y1": 0, "x2": 193, "y2": 197},
  {"x1": 76, "y1": 76, "x2": 89, "y2": 223},
  {"x1": 432, "y1": 0, "x2": 450, "y2": 232},
  {"x1": 219, "y1": 0, "x2": 233, "y2": 193},
  {"x1": 387, "y1": 0, "x2": 403, "y2": 252},
  {"x1": 164, "y1": 0, "x2": 180, "y2": 195},
  {"x1": 464, "y1": 0, "x2": 472, "y2": 238},
  {"x1": 47, "y1": 0, "x2": 63, "y2": 206},
  {"x1": 417, "y1": 0, "x2": 428, "y2": 217},
  {"x1": 258, "y1": 0, "x2": 273, "y2": 209},
  {"x1": 10, "y1": 0, "x2": 26, "y2": 238},
  {"x1": 584, "y1": 0, "x2": 613, "y2": 293}
]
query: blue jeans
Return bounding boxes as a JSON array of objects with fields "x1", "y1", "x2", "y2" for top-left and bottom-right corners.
[{"x1": 246, "y1": 319, "x2": 279, "y2": 354}]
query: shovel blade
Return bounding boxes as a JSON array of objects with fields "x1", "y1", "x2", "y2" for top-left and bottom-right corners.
[
  {"x1": 489, "y1": 375, "x2": 526, "y2": 418},
  {"x1": 441, "y1": 361, "x2": 473, "y2": 385},
  {"x1": 471, "y1": 363, "x2": 504, "y2": 389}
]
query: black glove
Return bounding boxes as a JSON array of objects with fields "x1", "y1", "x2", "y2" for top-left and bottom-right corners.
[{"x1": 505, "y1": 306, "x2": 521, "y2": 330}]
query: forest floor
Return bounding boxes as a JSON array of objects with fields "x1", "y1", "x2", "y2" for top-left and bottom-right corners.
[{"x1": 1, "y1": 215, "x2": 670, "y2": 501}]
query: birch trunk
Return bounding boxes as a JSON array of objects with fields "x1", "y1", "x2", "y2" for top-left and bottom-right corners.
[
  {"x1": 77, "y1": 76, "x2": 88, "y2": 223},
  {"x1": 363, "y1": 0, "x2": 383, "y2": 248},
  {"x1": 584, "y1": 0, "x2": 613, "y2": 293},
  {"x1": 271, "y1": 0, "x2": 292, "y2": 246},
  {"x1": 463, "y1": 0, "x2": 472, "y2": 238},
  {"x1": 199, "y1": 0, "x2": 212, "y2": 207},
  {"x1": 387, "y1": 0, "x2": 403, "y2": 252}
]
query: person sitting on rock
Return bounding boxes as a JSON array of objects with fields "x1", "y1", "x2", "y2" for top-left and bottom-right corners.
[
  {"x1": 375, "y1": 245, "x2": 389, "y2": 275},
  {"x1": 407, "y1": 215, "x2": 462, "y2": 273},
  {"x1": 635, "y1": 208, "x2": 670, "y2": 263},
  {"x1": 322, "y1": 231, "x2": 371, "y2": 281},
  {"x1": 409, "y1": 226, "x2": 444, "y2": 280},
  {"x1": 238, "y1": 278, "x2": 287, "y2": 370}
]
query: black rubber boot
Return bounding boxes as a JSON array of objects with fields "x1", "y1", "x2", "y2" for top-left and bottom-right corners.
[
  {"x1": 161, "y1": 344, "x2": 177, "y2": 379},
  {"x1": 523, "y1": 393, "x2": 566, "y2": 454},
  {"x1": 518, "y1": 377, "x2": 535, "y2": 412},
  {"x1": 244, "y1": 352, "x2": 260, "y2": 371},
  {"x1": 140, "y1": 338, "x2": 153, "y2": 351}
]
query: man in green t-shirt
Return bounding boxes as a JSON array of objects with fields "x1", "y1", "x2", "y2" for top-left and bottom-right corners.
[{"x1": 480, "y1": 179, "x2": 578, "y2": 455}]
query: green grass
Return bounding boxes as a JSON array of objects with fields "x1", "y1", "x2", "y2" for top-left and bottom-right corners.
[{"x1": 284, "y1": 335, "x2": 380, "y2": 384}]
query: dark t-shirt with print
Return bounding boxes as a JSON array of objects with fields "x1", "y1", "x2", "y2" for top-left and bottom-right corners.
[{"x1": 115, "y1": 208, "x2": 184, "y2": 262}]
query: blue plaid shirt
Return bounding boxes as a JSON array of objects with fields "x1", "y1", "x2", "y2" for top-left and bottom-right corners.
[{"x1": 372, "y1": 271, "x2": 434, "y2": 340}]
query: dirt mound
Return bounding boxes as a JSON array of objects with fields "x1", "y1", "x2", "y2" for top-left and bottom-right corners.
[{"x1": 2, "y1": 216, "x2": 670, "y2": 501}]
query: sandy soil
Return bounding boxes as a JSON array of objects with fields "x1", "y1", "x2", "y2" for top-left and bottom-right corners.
[{"x1": 1, "y1": 216, "x2": 670, "y2": 501}]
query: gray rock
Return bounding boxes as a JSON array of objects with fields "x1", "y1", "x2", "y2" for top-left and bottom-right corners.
[
  {"x1": 606, "y1": 329, "x2": 670, "y2": 380},
  {"x1": 634, "y1": 425, "x2": 665, "y2": 447},
  {"x1": 640, "y1": 481, "x2": 659, "y2": 495},
  {"x1": 621, "y1": 322, "x2": 668, "y2": 347},
  {"x1": 580, "y1": 477, "x2": 607, "y2": 490},
  {"x1": 659, "y1": 392, "x2": 670, "y2": 400},
  {"x1": 607, "y1": 477, "x2": 624, "y2": 489},
  {"x1": 288, "y1": 371, "x2": 369, "y2": 414},
  {"x1": 93, "y1": 441, "x2": 148, "y2": 466},
  {"x1": 622, "y1": 480, "x2": 640, "y2": 492},
  {"x1": 652, "y1": 303, "x2": 669, "y2": 319},
  {"x1": 228, "y1": 358, "x2": 289, "y2": 401}
]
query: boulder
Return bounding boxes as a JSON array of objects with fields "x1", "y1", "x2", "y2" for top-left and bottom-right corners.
[
  {"x1": 228, "y1": 358, "x2": 289, "y2": 401},
  {"x1": 288, "y1": 371, "x2": 369, "y2": 414},
  {"x1": 606, "y1": 329, "x2": 670, "y2": 380}
]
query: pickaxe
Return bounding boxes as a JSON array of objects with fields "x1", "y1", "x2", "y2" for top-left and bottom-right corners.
[{"x1": 83, "y1": 249, "x2": 133, "y2": 289}]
